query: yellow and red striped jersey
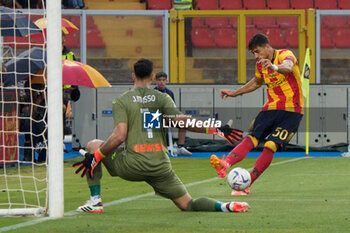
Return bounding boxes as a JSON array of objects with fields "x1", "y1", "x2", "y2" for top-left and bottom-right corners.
[{"x1": 255, "y1": 49, "x2": 304, "y2": 114}]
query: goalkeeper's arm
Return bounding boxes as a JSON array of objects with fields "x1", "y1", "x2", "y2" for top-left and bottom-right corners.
[
  {"x1": 99, "y1": 122, "x2": 127, "y2": 156},
  {"x1": 73, "y1": 123, "x2": 127, "y2": 177},
  {"x1": 172, "y1": 115, "x2": 243, "y2": 145}
]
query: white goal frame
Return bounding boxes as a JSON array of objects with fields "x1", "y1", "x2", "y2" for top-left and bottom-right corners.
[
  {"x1": 0, "y1": 1, "x2": 63, "y2": 218},
  {"x1": 47, "y1": 0, "x2": 64, "y2": 218}
]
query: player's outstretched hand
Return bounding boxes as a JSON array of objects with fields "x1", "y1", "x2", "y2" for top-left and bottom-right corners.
[
  {"x1": 73, "y1": 149, "x2": 103, "y2": 178},
  {"x1": 212, "y1": 125, "x2": 243, "y2": 145},
  {"x1": 220, "y1": 89, "x2": 232, "y2": 100},
  {"x1": 220, "y1": 89, "x2": 239, "y2": 100}
]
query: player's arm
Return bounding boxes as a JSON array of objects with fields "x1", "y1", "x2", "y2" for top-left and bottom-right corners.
[
  {"x1": 73, "y1": 98, "x2": 127, "y2": 178},
  {"x1": 259, "y1": 58, "x2": 294, "y2": 74},
  {"x1": 172, "y1": 115, "x2": 243, "y2": 145},
  {"x1": 99, "y1": 123, "x2": 127, "y2": 155},
  {"x1": 220, "y1": 77, "x2": 263, "y2": 100},
  {"x1": 275, "y1": 59, "x2": 294, "y2": 74},
  {"x1": 73, "y1": 123, "x2": 127, "y2": 178},
  {"x1": 100, "y1": 98, "x2": 128, "y2": 155},
  {"x1": 162, "y1": 95, "x2": 243, "y2": 145},
  {"x1": 266, "y1": 59, "x2": 294, "y2": 74}
]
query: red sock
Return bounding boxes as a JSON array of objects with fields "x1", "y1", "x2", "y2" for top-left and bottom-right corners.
[
  {"x1": 250, "y1": 147, "x2": 274, "y2": 185},
  {"x1": 225, "y1": 137, "x2": 255, "y2": 166}
]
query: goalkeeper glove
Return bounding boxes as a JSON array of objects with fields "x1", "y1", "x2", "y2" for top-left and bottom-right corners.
[
  {"x1": 207, "y1": 125, "x2": 243, "y2": 145},
  {"x1": 73, "y1": 149, "x2": 105, "y2": 178}
]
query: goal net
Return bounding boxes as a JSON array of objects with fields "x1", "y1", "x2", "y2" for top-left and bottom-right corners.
[{"x1": 0, "y1": 1, "x2": 51, "y2": 216}]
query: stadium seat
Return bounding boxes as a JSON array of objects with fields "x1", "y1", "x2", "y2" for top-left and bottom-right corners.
[
  {"x1": 267, "y1": 0, "x2": 290, "y2": 9},
  {"x1": 69, "y1": 16, "x2": 81, "y2": 28},
  {"x1": 191, "y1": 28, "x2": 215, "y2": 48},
  {"x1": 195, "y1": 0, "x2": 219, "y2": 10},
  {"x1": 228, "y1": 17, "x2": 238, "y2": 28},
  {"x1": 229, "y1": 17, "x2": 255, "y2": 28},
  {"x1": 220, "y1": 0, "x2": 242, "y2": 9},
  {"x1": 333, "y1": 28, "x2": 350, "y2": 47},
  {"x1": 244, "y1": 0, "x2": 266, "y2": 9},
  {"x1": 277, "y1": 17, "x2": 298, "y2": 29},
  {"x1": 214, "y1": 28, "x2": 237, "y2": 48},
  {"x1": 245, "y1": 17, "x2": 255, "y2": 28},
  {"x1": 262, "y1": 28, "x2": 287, "y2": 48},
  {"x1": 147, "y1": 0, "x2": 172, "y2": 9},
  {"x1": 246, "y1": 27, "x2": 259, "y2": 47},
  {"x1": 65, "y1": 32, "x2": 80, "y2": 48},
  {"x1": 87, "y1": 16, "x2": 96, "y2": 29},
  {"x1": 285, "y1": 28, "x2": 298, "y2": 48},
  {"x1": 192, "y1": 18, "x2": 207, "y2": 28},
  {"x1": 205, "y1": 17, "x2": 229, "y2": 28},
  {"x1": 290, "y1": 0, "x2": 313, "y2": 9},
  {"x1": 253, "y1": 16, "x2": 277, "y2": 29},
  {"x1": 338, "y1": 0, "x2": 350, "y2": 9},
  {"x1": 322, "y1": 16, "x2": 347, "y2": 28},
  {"x1": 87, "y1": 28, "x2": 105, "y2": 48},
  {"x1": 314, "y1": 0, "x2": 337, "y2": 9},
  {"x1": 321, "y1": 28, "x2": 335, "y2": 48}
]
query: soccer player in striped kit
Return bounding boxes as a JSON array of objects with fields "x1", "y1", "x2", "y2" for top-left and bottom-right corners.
[{"x1": 211, "y1": 33, "x2": 304, "y2": 195}]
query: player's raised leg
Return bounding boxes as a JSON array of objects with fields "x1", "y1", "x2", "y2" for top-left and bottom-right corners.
[
  {"x1": 231, "y1": 140, "x2": 277, "y2": 195},
  {"x1": 250, "y1": 141, "x2": 277, "y2": 184},
  {"x1": 210, "y1": 135, "x2": 258, "y2": 177}
]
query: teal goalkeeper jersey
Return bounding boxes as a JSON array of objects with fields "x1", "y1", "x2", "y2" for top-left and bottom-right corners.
[{"x1": 112, "y1": 86, "x2": 181, "y2": 175}]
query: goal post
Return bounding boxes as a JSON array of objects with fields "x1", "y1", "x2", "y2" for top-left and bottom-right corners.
[
  {"x1": 0, "y1": 0, "x2": 63, "y2": 217},
  {"x1": 47, "y1": 0, "x2": 64, "y2": 218}
]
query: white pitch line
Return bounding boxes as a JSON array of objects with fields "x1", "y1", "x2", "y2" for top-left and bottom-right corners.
[
  {"x1": 268, "y1": 157, "x2": 309, "y2": 167},
  {"x1": 242, "y1": 198, "x2": 350, "y2": 202},
  {"x1": 0, "y1": 156, "x2": 309, "y2": 232},
  {"x1": 136, "y1": 197, "x2": 350, "y2": 203}
]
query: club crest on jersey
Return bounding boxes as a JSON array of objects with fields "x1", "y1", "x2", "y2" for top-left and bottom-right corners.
[{"x1": 143, "y1": 110, "x2": 161, "y2": 129}]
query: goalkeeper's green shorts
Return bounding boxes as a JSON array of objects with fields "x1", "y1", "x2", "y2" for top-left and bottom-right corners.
[{"x1": 87, "y1": 148, "x2": 188, "y2": 200}]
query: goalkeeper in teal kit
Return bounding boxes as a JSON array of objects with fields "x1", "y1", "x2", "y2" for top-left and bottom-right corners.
[{"x1": 73, "y1": 59, "x2": 250, "y2": 213}]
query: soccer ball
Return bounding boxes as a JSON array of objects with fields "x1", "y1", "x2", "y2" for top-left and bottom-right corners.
[{"x1": 227, "y1": 167, "x2": 251, "y2": 191}]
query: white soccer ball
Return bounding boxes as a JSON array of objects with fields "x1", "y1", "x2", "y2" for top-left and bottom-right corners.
[{"x1": 227, "y1": 167, "x2": 251, "y2": 191}]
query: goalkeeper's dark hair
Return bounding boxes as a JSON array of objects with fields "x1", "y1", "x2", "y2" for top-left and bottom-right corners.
[
  {"x1": 134, "y1": 58, "x2": 153, "y2": 79},
  {"x1": 248, "y1": 33, "x2": 270, "y2": 51}
]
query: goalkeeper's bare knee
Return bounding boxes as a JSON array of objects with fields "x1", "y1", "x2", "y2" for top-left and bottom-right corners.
[{"x1": 86, "y1": 139, "x2": 104, "y2": 153}]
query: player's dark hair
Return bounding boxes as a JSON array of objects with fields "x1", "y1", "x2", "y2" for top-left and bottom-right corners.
[
  {"x1": 248, "y1": 33, "x2": 270, "y2": 51},
  {"x1": 155, "y1": 72, "x2": 167, "y2": 80},
  {"x1": 134, "y1": 58, "x2": 153, "y2": 79}
]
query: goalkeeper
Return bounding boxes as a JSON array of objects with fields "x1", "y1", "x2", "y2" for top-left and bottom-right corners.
[{"x1": 73, "y1": 58, "x2": 249, "y2": 213}]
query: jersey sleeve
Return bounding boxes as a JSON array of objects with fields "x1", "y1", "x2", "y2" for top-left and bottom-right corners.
[
  {"x1": 255, "y1": 63, "x2": 263, "y2": 80},
  {"x1": 112, "y1": 98, "x2": 128, "y2": 126},
  {"x1": 279, "y1": 50, "x2": 297, "y2": 64},
  {"x1": 161, "y1": 93, "x2": 181, "y2": 117}
]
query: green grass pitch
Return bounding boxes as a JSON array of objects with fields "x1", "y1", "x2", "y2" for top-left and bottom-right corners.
[{"x1": 0, "y1": 156, "x2": 349, "y2": 233}]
